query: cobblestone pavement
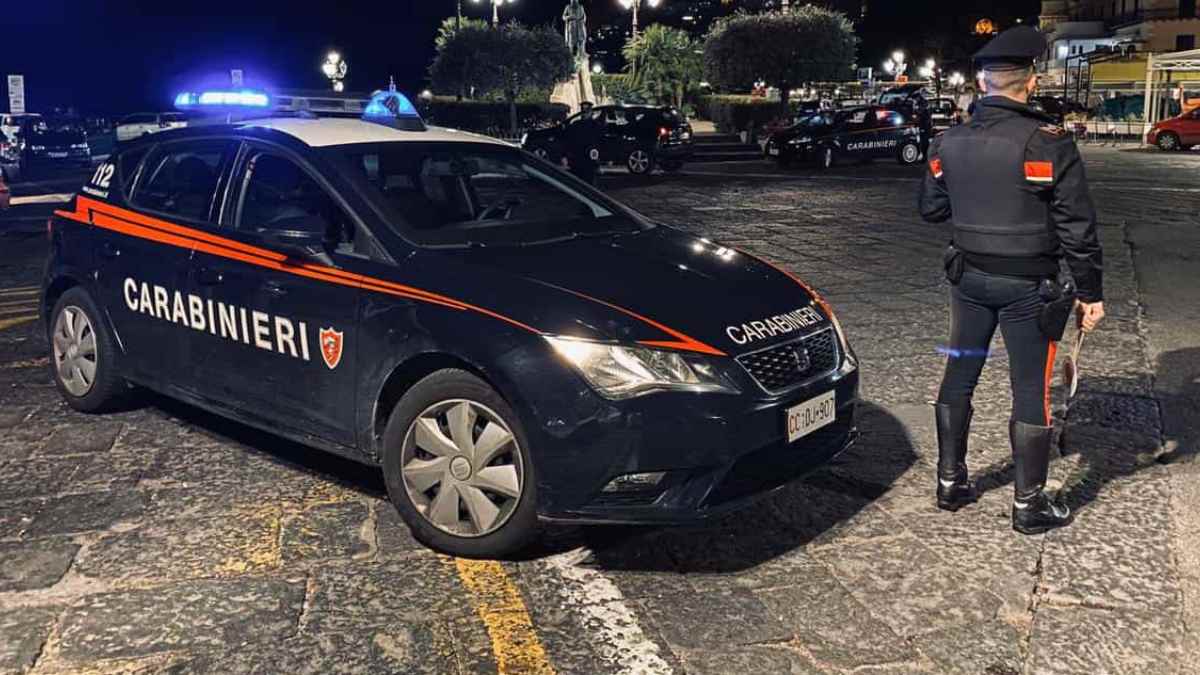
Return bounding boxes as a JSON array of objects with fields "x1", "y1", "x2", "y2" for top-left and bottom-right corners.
[{"x1": 0, "y1": 147, "x2": 1197, "y2": 674}]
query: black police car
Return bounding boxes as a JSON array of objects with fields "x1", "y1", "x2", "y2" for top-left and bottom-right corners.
[
  {"x1": 43, "y1": 90, "x2": 857, "y2": 557},
  {"x1": 521, "y1": 105, "x2": 694, "y2": 174},
  {"x1": 764, "y1": 106, "x2": 924, "y2": 169}
]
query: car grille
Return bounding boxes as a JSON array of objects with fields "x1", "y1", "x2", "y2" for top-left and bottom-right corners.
[{"x1": 736, "y1": 328, "x2": 839, "y2": 393}]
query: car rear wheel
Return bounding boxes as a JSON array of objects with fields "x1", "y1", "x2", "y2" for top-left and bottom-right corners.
[
  {"x1": 381, "y1": 369, "x2": 538, "y2": 558},
  {"x1": 1157, "y1": 132, "x2": 1181, "y2": 151},
  {"x1": 627, "y1": 147, "x2": 655, "y2": 175},
  {"x1": 898, "y1": 141, "x2": 922, "y2": 165},
  {"x1": 49, "y1": 287, "x2": 127, "y2": 412}
]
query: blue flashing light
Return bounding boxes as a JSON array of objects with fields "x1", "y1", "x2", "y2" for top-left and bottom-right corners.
[
  {"x1": 362, "y1": 88, "x2": 425, "y2": 131},
  {"x1": 175, "y1": 89, "x2": 270, "y2": 109}
]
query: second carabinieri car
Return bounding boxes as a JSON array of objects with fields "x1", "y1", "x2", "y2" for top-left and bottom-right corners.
[
  {"x1": 765, "y1": 105, "x2": 925, "y2": 169},
  {"x1": 42, "y1": 88, "x2": 859, "y2": 557}
]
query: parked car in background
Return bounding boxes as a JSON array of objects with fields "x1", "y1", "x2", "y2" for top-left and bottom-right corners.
[
  {"x1": 115, "y1": 112, "x2": 188, "y2": 143},
  {"x1": 764, "y1": 106, "x2": 924, "y2": 169},
  {"x1": 928, "y1": 97, "x2": 960, "y2": 132},
  {"x1": 0, "y1": 130, "x2": 20, "y2": 181},
  {"x1": 0, "y1": 113, "x2": 43, "y2": 145},
  {"x1": 1028, "y1": 96, "x2": 1086, "y2": 125},
  {"x1": 21, "y1": 117, "x2": 92, "y2": 176},
  {"x1": 1146, "y1": 107, "x2": 1200, "y2": 151},
  {"x1": 522, "y1": 105, "x2": 693, "y2": 174}
]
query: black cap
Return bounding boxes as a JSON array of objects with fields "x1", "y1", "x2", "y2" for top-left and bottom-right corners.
[{"x1": 974, "y1": 26, "x2": 1047, "y2": 71}]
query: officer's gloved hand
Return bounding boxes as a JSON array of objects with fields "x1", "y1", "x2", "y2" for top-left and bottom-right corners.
[{"x1": 1077, "y1": 301, "x2": 1105, "y2": 332}]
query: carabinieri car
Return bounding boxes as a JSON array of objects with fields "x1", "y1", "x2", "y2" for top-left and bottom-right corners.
[
  {"x1": 765, "y1": 106, "x2": 924, "y2": 169},
  {"x1": 43, "y1": 89, "x2": 859, "y2": 557}
]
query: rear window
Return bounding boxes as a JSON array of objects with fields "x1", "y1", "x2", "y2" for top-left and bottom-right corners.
[
  {"x1": 162, "y1": 113, "x2": 187, "y2": 124},
  {"x1": 132, "y1": 140, "x2": 236, "y2": 223}
]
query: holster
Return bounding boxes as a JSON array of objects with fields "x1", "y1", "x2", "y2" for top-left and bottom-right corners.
[
  {"x1": 1038, "y1": 274, "x2": 1077, "y2": 342},
  {"x1": 943, "y1": 244, "x2": 965, "y2": 284}
]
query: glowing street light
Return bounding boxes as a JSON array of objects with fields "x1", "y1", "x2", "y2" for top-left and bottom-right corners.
[
  {"x1": 321, "y1": 51, "x2": 347, "y2": 92},
  {"x1": 619, "y1": 0, "x2": 663, "y2": 40},
  {"x1": 473, "y1": 0, "x2": 516, "y2": 26},
  {"x1": 948, "y1": 72, "x2": 966, "y2": 89},
  {"x1": 883, "y1": 50, "x2": 907, "y2": 81}
]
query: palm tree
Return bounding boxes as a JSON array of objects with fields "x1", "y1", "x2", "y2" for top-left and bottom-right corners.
[{"x1": 622, "y1": 25, "x2": 702, "y2": 110}]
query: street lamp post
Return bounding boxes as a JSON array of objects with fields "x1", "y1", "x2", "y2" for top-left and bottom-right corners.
[
  {"x1": 473, "y1": 0, "x2": 515, "y2": 26},
  {"x1": 321, "y1": 51, "x2": 348, "y2": 92},
  {"x1": 618, "y1": 0, "x2": 662, "y2": 40},
  {"x1": 883, "y1": 50, "x2": 907, "y2": 82}
]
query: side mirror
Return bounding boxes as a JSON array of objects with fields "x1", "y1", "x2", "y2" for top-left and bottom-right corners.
[{"x1": 258, "y1": 215, "x2": 330, "y2": 259}]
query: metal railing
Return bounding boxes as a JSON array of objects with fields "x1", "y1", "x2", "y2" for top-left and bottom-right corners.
[{"x1": 1070, "y1": 119, "x2": 1149, "y2": 145}]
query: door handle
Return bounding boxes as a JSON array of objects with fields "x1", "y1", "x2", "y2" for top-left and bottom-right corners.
[
  {"x1": 195, "y1": 268, "x2": 224, "y2": 286},
  {"x1": 263, "y1": 281, "x2": 288, "y2": 296},
  {"x1": 99, "y1": 243, "x2": 121, "y2": 259}
]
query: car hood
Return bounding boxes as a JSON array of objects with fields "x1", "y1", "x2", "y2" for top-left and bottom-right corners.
[{"x1": 437, "y1": 226, "x2": 827, "y2": 356}]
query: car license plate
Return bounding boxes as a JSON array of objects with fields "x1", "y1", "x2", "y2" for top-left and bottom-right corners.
[
  {"x1": 48, "y1": 152, "x2": 68, "y2": 158},
  {"x1": 786, "y1": 390, "x2": 836, "y2": 443},
  {"x1": 768, "y1": 147, "x2": 780, "y2": 156}
]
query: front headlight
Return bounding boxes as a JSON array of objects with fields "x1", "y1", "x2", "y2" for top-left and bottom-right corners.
[{"x1": 545, "y1": 336, "x2": 738, "y2": 399}]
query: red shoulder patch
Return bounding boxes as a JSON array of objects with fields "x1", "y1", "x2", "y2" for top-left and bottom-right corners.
[
  {"x1": 1039, "y1": 124, "x2": 1067, "y2": 136},
  {"x1": 929, "y1": 158, "x2": 943, "y2": 179},
  {"x1": 1024, "y1": 161, "x2": 1054, "y2": 184}
]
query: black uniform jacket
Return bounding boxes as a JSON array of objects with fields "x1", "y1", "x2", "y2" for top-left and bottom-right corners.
[{"x1": 919, "y1": 96, "x2": 1104, "y2": 302}]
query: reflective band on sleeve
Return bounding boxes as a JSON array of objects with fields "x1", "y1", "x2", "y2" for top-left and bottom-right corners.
[{"x1": 1024, "y1": 161, "x2": 1054, "y2": 183}]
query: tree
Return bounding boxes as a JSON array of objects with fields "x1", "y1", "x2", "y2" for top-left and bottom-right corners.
[
  {"x1": 435, "y1": 16, "x2": 488, "y2": 50},
  {"x1": 429, "y1": 22, "x2": 573, "y2": 135},
  {"x1": 622, "y1": 25, "x2": 703, "y2": 110},
  {"x1": 492, "y1": 23, "x2": 574, "y2": 135},
  {"x1": 703, "y1": 7, "x2": 858, "y2": 112},
  {"x1": 429, "y1": 24, "x2": 501, "y2": 101}
]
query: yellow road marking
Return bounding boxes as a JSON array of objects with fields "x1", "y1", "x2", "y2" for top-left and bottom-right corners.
[
  {"x1": 449, "y1": 557, "x2": 555, "y2": 674},
  {"x1": 0, "y1": 315, "x2": 36, "y2": 331}
]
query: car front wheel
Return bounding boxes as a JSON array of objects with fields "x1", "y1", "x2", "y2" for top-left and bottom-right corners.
[
  {"x1": 627, "y1": 147, "x2": 655, "y2": 175},
  {"x1": 1157, "y1": 132, "x2": 1181, "y2": 151},
  {"x1": 49, "y1": 287, "x2": 127, "y2": 412},
  {"x1": 381, "y1": 369, "x2": 538, "y2": 558},
  {"x1": 898, "y1": 141, "x2": 922, "y2": 165}
]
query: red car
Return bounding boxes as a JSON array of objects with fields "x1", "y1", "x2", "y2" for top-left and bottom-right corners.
[{"x1": 1147, "y1": 107, "x2": 1200, "y2": 151}]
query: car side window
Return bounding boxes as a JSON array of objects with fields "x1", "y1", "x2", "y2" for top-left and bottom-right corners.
[
  {"x1": 235, "y1": 151, "x2": 361, "y2": 256},
  {"x1": 123, "y1": 114, "x2": 154, "y2": 125},
  {"x1": 132, "y1": 140, "x2": 235, "y2": 223}
]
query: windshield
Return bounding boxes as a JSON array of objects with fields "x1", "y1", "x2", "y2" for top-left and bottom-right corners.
[{"x1": 325, "y1": 141, "x2": 651, "y2": 247}]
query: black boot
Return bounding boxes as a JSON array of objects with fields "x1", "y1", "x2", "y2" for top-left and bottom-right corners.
[
  {"x1": 935, "y1": 402, "x2": 977, "y2": 511},
  {"x1": 1011, "y1": 420, "x2": 1072, "y2": 535}
]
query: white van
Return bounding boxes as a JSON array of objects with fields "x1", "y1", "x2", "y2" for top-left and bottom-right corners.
[{"x1": 115, "y1": 112, "x2": 187, "y2": 143}]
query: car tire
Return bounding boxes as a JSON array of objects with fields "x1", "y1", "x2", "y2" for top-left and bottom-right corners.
[
  {"x1": 898, "y1": 141, "x2": 922, "y2": 165},
  {"x1": 627, "y1": 147, "x2": 655, "y2": 175},
  {"x1": 381, "y1": 369, "x2": 539, "y2": 559},
  {"x1": 49, "y1": 287, "x2": 127, "y2": 413},
  {"x1": 1157, "y1": 132, "x2": 1181, "y2": 151},
  {"x1": 818, "y1": 146, "x2": 835, "y2": 170}
]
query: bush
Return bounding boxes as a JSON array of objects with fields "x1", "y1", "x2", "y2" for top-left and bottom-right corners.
[
  {"x1": 418, "y1": 98, "x2": 570, "y2": 138},
  {"x1": 701, "y1": 95, "x2": 800, "y2": 134},
  {"x1": 592, "y1": 73, "x2": 643, "y2": 105}
]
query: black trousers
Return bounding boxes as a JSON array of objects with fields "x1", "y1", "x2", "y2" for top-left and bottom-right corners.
[{"x1": 938, "y1": 270, "x2": 1056, "y2": 426}]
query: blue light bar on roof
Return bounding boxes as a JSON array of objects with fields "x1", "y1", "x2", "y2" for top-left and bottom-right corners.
[
  {"x1": 175, "y1": 89, "x2": 271, "y2": 109},
  {"x1": 362, "y1": 89, "x2": 426, "y2": 131}
]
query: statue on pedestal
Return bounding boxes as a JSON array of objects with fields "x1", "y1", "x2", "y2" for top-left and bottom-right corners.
[{"x1": 552, "y1": 0, "x2": 598, "y2": 113}]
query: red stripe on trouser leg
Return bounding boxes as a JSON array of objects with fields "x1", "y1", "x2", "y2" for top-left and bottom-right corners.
[{"x1": 1043, "y1": 342, "x2": 1058, "y2": 425}]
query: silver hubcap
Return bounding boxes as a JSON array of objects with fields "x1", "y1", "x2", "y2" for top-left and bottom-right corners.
[
  {"x1": 1161, "y1": 135, "x2": 1178, "y2": 150},
  {"x1": 903, "y1": 145, "x2": 918, "y2": 162},
  {"x1": 52, "y1": 305, "x2": 98, "y2": 397},
  {"x1": 400, "y1": 399, "x2": 523, "y2": 538},
  {"x1": 629, "y1": 150, "x2": 650, "y2": 173}
]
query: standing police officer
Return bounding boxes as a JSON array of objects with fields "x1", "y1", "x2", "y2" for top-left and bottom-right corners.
[
  {"x1": 565, "y1": 101, "x2": 603, "y2": 186},
  {"x1": 919, "y1": 27, "x2": 1105, "y2": 535}
]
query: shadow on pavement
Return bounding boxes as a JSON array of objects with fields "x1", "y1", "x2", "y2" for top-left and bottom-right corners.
[{"x1": 525, "y1": 400, "x2": 918, "y2": 571}]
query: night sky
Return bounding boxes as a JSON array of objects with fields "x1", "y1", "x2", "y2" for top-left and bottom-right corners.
[{"x1": 7, "y1": 0, "x2": 1040, "y2": 115}]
